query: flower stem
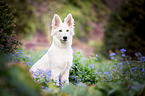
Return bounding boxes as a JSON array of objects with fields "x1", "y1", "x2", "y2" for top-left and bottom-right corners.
[
  {"x1": 124, "y1": 56, "x2": 132, "y2": 74},
  {"x1": 137, "y1": 62, "x2": 141, "y2": 79}
]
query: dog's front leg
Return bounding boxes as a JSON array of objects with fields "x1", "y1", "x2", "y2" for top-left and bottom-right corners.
[
  {"x1": 61, "y1": 69, "x2": 70, "y2": 85},
  {"x1": 50, "y1": 69, "x2": 60, "y2": 86}
]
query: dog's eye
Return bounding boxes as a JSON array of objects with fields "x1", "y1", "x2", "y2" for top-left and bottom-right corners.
[
  {"x1": 66, "y1": 29, "x2": 69, "y2": 32},
  {"x1": 59, "y1": 30, "x2": 62, "y2": 32}
]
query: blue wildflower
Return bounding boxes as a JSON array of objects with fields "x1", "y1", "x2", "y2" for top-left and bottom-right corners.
[
  {"x1": 118, "y1": 63, "x2": 123, "y2": 65},
  {"x1": 77, "y1": 79, "x2": 81, "y2": 81},
  {"x1": 89, "y1": 64, "x2": 94, "y2": 69},
  {"x1": 131, "y1": 68, "x2": 134, "y2": 70},
  {"x1": 29, "y1": 57, "x2": 32, "y2": 61},
  {"x1": 19, "y1": 50, "x2": 23, "y2": 53},
  {"x1": 96, "y1": 69, "x2": 98, "y2": 72},
  {"x1": 34, "y1": 73, "x2": 37, "y2": 76},
  {"x1": 110, "y1": 77, "x2": 112, "y2": 81},
  {"x1": 96, "y1": 54, "x2": 98, "y2": 57},
  {"x1": 139, "y1": 58, "x2": 142, "y2": 61},
  {"x1": 43, "y1": 49, "x2": 46, "y2": 53},
  {"x1": 121, "y1": 57, "x2": 123, "y2": 60},
  {"x1": 99, "y1": 72, "x2": 102, "y2": 75},
  {"x1": 82, "y1": 57, "x2": 85, "y2": 60},
  {"x1": 122, "y1": 54, "x2": 125, "y2": 57},
  {"x1": 110, "y1": 53, "x2": 116, "y2": 56},
  {"x1": 104, "y1": 71, "x2": 109, "y2": 75},
  {"x1": 141, "y1": 69, "x2": 144, "y2": 72},
  {"x1": 120, "y1": 48, "x2": 126, "y2": 53},
  {"x1": 135, "y1": 52, "x2": 142, "y2": 57},
  {"x1": 120, "y1": 67, "x2": 123, "y2": 69},
  {"x1": 111, "y1": 57, "x2": 114, "y2": 60},
  {"x1": 41, "y1": 86, "x2": 44, "y2": 88},
  {"x1": 28, "y1": 62, "x2": 32, "y2": 65},
  {"x1": 71, "y1": 75, "x2": 75, "y2": 78}
]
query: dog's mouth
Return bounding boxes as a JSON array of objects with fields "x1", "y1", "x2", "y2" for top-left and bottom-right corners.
[{"x1": 60, "y1": 39, "x2": 67, "y2": 43}]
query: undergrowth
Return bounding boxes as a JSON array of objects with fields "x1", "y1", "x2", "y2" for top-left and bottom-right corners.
[{"x1": 10, "y1": 48, "x2": 145, "y2": 96}]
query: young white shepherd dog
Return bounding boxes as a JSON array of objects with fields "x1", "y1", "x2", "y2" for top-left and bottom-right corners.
[{"x1": 30, "y1": 13, "x2": 74, "y2": 85}]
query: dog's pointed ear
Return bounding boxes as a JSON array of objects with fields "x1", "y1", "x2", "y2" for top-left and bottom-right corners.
[
  {"x1": 52, "y1": 14, "x2": 62, "y2": 29},
  {"x1": 64, "y1": 13, "x2": 74, "y2": 28}
]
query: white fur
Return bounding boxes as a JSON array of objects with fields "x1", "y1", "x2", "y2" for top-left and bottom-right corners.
[{"x1": 30, "y1": 13, "x2": 74, "y2": 85}]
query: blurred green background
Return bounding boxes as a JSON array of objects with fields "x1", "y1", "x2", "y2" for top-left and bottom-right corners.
[
  {"x1": 1, "y1": 0, "x2": 145, "y2": 57},
  {"x1": 2, "y1": 0, "x2": 144, "y2": 57}
]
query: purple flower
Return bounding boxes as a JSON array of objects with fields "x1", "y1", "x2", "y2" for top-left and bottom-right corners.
[
  {"x1": 96, "y1": 54, "x2": 98, "y2": 57},
  {"x1": 122, "y1": 54, "x2": 125, "y2": 57},
  {"x1": 15, "y1": 59, "x2": 18, "y2": 62},
  {"x1": 120, "y1": 48, "x2": 126, "y2": 53},
  {"x1": 28, "y1": 62, "x2": 32, "y2": 65},
  {"x1": 77, "y1": 79, "x2": 81, "y2": 81},
  {"x1": 118, "y1": 63, "x2": 123, "y2": 65},
  {"x1": 111, "y1": 57, "x2": 114, "y2": 60},
  {"x1": 120, "y1": 67, "x2": 123, "y2": 69},
  {"x1": 110, "y1": 53, "x2": 116, "y2": 56},
  {"x1": 121, "y1": 57, "x2": 123, "y2": 60},
  {"x1": 41, "y1": 86, "x2": 44, "y2": 88},
  {"x1": 141, "y1": 69, "x2": 144, "y2": 72},
  {"x1": 135, "y1": 52, "x2": 142, "y2": 57},
  {"x1": 104, "y1": 71, "x2": 109, "y2": 75},
  {"x1": 29, "y1": 57, "x2": 32, "y2": 61}
]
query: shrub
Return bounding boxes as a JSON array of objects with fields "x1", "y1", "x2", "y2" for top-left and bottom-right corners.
[
  {"x1": 0, "y1": 0, "x2": 20, "y2": 54},
  {"x1": 0, "y1": 53, "x2": 43, "y2": 96},
  {"x1": 103, "y1": 0, "x2": 145, "y2": 57}
]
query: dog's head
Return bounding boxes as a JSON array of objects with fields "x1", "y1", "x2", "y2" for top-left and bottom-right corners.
[{"x1": 51, "y1": 14, "x2": 74, "y2": 43}]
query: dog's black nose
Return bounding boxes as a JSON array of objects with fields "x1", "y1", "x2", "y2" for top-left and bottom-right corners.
[{"x1": 63, "y1": 36, "x2": 67, "y2": 40}]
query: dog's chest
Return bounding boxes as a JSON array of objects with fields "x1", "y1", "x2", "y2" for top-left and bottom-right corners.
[{"x1": 49, "y1": 48, "x2": 73, "y2": 68}]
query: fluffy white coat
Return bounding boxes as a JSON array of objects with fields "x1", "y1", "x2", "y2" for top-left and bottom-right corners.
[{"x1": 30, "y1": 13, "x2": 74, "y2": 85}]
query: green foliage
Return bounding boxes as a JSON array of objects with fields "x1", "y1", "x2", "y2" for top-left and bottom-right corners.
[
  {"x1": 6, "y1": 0, "x2": 37, "y2": 38},
  {"x1": 0, "y1": 0, "x2": 20, "y2": 53},
  {"x1": 103, "y1": 0, "x2": 145, "y2": 57},
  {"x1": 2, "y1": 48, "x2": 145, "y2": 95},
  {"x1": 0, "y1": 54, "x2": 45, "y2": 96},
  {"x1": 6, "y1": 0, "x2": 109, "y2": 41}
]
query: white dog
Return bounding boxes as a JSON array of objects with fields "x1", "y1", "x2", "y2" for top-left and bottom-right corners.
[{"x1": 30, "y1": 14, "x2": 74, "y2": 85}]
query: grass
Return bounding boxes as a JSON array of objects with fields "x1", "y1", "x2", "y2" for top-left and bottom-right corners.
[{"x1": 10, "y1": 48, "x2": 145, "y2": 95}]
